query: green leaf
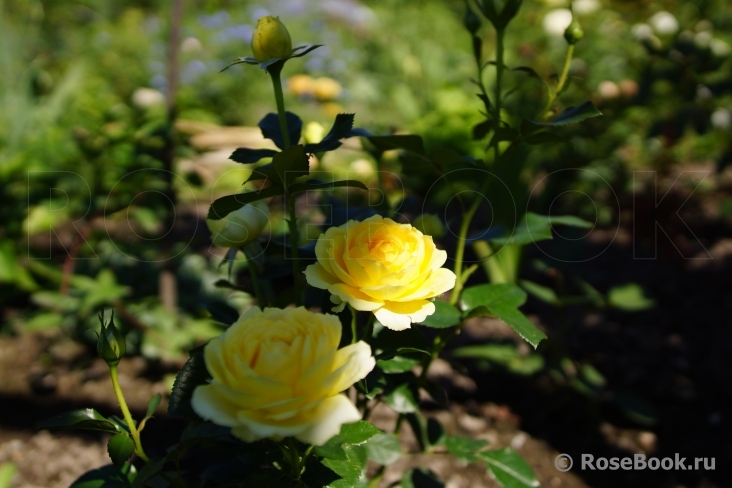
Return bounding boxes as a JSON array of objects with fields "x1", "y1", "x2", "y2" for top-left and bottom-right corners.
[
  {"x1": 462, "y1": 305, "x2": 495, "y2": 321},
  {"x1": 364, "y1": 433, "x2": 402, "y2": 465},
  {"x1": 258, "y1": 112, "x2": 302, "y2": 150},
  {"x1": 480, "y1": 448, "x2": 539, "y2": 488},
  {"x1": 304, "y1": 113, "x2": 355, "y2": 153},
  {"x1": 39, "y1": 408, "x2": 120, "y2": 434},
  {"x1": 489, "y1": 212, "x2": 592, "y2": 246},
  {"x1": 289, "y1": 44, "x2": 323, "y2": 59},
  {"x1": 419, "y1": 300, "x2": 461, "y2": 328},
  {"x1": 519, "y1": 280, "x2": 558, "y2": 304},
  {"x1": 145, "y1": 393, "x2": 161, "y2": 418},
  {"x1": 489, "y1": 127, "x2": 519, "y2": 148},
  {"x1": 168, "y1": 347, "x2": 211, "y2": 418},
  {"x1": 130, "y1": 458, "x2": 165, "y2": 488},
  {"x1": 321, "y1": 445, "x2": 368, "y2": 488},
  {"x1": 70, "y1": 464, "x2": 135, "y2": 488},
  {"x1": 207, "y1": 186, "x2": 285, "y2": 221},
  {"x1": 376, "y1": 355, "x2": 420, "y2": 374},
  {"x1": 607, "y1": 283, "x2": 655, "y2": 311},
  {"x1": 545, "y1": 215, "x2": 593, "y2": 228},
  {"x1": 271, "y1": 144, "x2": 310, "y2": 188},
  {"x1": 289, "y1": 179, "x2": 368, "y2": 194},
  {"x1": 107, "y1": 434, "x2": 135, "y2": 468},
  {"x1": 230, "y1": 148, "x2": 278, "y2": 164},
  {"x1": 452, "y1": 343, "x2": 519, "y2": 362},
  {"x1": 365, "y1": 134, "x2": 426, "y2": 156},
  {"x1": 313, "y1": 421, "x2": 382, "y2": 460},
  {"x1": 445, "y1": 436, "x2": 489, "y2": 463},
  {"x1": 472, "y1": 120, "x2": 495, "y2": 140},
  {"x1": 301, "y1": 457, "x2": 341, "y2": 487},
  {"x1": 384, "y1": 379, "x2": 419, "y2": 413},
  {"x1": 528, "y1": 100, "x2": 602, "y2": 127},
  {"x1": 460, "y1": 284, "x2": 547, "y2": 348}
]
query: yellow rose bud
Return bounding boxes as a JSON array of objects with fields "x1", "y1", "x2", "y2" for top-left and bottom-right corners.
[
  {"x1": 251, "y1": 15, "x2": 293, "y2": 62},
  {"x1": 191, "y1": 307, "x2": 375, "y2": 446},
  {"x1": 206, "y1": 201, "x2": 269, "y2": 248},
  {"x1": 304, "y1": 215, "x2": 457, "y2": 331},
  {"x1": 96, "y1": 311, "x2": 126, "y2": 367}
]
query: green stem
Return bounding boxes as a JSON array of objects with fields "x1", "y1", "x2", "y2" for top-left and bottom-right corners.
[
  {"x1": 360, "y1": 313, "x2": 375, "y2": 342},
  {"x1": 268, "y1": 65, "x2": 302, "y2": 305},
  {"x1": 449, "y1": 197, "x2": 481, "y2": 305},
  {"x1": 349, "y1": 305, "x2": 357, "y2": 344},
  {"x1": 247, "y1": 258, "x2": 263, "y2": 306},
  {"x1": 269, "y1": 67, "x2": 291, "y2": 149},
  {"x1": 492, "y1": 28, "x2": 505, "y2": 163},
  {"x1": 109, "y1": 365, "x2": 149, "y2": 463},
  {"x1": 541, "y1": 43, "x2": 574, "y2": 120}
]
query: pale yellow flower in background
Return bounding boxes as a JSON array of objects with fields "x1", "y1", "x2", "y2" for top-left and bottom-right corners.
[
  {"x1": 191, "y1": 307, "x2": 374, "y2": 446},
  {"x1": 251, "y1": 16, "x2": 292, "y2": 61},
  {"x1": 206, "y1": 200, "x2": 269, "y2": 248},
  {"x1": 304, "y1": 215, "x2": 456, "y2": 331}
]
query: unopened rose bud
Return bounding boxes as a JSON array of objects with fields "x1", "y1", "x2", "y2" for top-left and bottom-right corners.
[
  {"x1": 251, "y1": 16, "x2": 293, "y2": 62},
  {"x1": 414, "y1": 214, "x2": 445, "y2": 239},
  {"x1": 564, "y1": 16, "x2": 584, "y2": 44},
  {"x1": 207, "y1": 201, "x2": 269, "y2": 248},
  {"x1": 97, "y1": 311, "x2": 126, "y2": 367}
]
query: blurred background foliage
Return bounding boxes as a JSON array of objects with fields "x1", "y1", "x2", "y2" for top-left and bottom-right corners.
[{"x1": 1, "y1": 0, "x2": 732, "y2": 362}]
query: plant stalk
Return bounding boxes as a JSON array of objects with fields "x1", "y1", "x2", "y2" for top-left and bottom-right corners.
[
  {"x1": 109, "y1": 365, "x2": 149, "y2": 463},
  {"x1": 269, "y1": 65, "x2": 301, "y2": 305},
  {"x1": 541, "y1": 43, "x2": 575, "y2": 120}
]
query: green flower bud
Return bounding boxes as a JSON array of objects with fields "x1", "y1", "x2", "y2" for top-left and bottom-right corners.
[
  {"x1": 206, "y1": 201, "x2": 269, "y2": 248},
  {"x1": 564, "y1": 15, "x2": 584, "y2": 45},
  {"x1": 97, "y1": 311, "x2": 126, "y2": 367},
  {"x1": 251, "y1": 16, "x2": 293, "y2": 62},
  {"x1": 464, "y1": 5, "x2": 481, "y2": 34},
  {"x1": 414, "y1": 214, "x2": 445, "y2": 239}
]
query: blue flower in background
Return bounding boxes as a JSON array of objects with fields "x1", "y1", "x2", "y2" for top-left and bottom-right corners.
[
  {"x1": 181, "y1": 60, "x2": 208, "y2": 85},
  {"x1": 198, "y1": 11, "x2": 231, "y2": 29},
  {"x1": 215, "y1": 24, "x2": 254, "y2": 44}
]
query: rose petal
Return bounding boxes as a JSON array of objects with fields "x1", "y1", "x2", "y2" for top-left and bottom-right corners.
[
  {"x1": 374, "y1": 299, "x2": 436, "y2": 331},
  {"x1": 295, "y1": 394, "x2": 362, "y2": 446},
  {"x1": 327, "y1": 283, "x2": 383, "y2": 311}
]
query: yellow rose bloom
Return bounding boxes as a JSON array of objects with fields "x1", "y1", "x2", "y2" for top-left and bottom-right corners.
[
  {"x1": 304, "y1": 215, "x2": 457, "y2": 331},
  {"x1": 191, "y1": 307, "x2": 374, "y2": 446}
]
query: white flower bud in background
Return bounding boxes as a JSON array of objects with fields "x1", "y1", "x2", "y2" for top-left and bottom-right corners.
[
  {"x1": 632, "y1": 23, "x2": 653, "y2": 40},
  {"x1": 598, "y1": 81, "x2": 620, "y2": 100},
  {"x1": 573, "y1": 0, "x2": 601, "y2": 15},
  {"x1": 132, "y1": 88, "x2": 166, "y2": 109},
  {"x1": 711, "y1": 109, "x2": 731, "y2": 130},
  {"x1": 710, "y1": 39, "x2": 730, "y2": 57},
  {"x1": 649, "y1": 11, "x2": 678, "y2": 36},
  {"x1": 206, "y1": 201, "x2": 269, "y2": 248},
  {"x1": 543, "y1": 9, "x2": 572, "y2": 37},
  {"x1": 695, "y1": 31, "x2": 712, "y2": 48}
]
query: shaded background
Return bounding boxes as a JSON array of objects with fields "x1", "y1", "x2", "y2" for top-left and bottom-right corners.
[{"x1": 1, "y1": 0, "x2": 732, "y2": 486}]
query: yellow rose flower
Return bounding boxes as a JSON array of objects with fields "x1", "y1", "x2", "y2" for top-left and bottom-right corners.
[
  {"x1": 304, "y1": 215, "x2": 457, "y2": 331},
  {"x1": 251, "y1": 16, "x2": 293, "y2": 62},
  {"x1": 191, "y1": 307, "x2": 374, "y2": 446}
]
